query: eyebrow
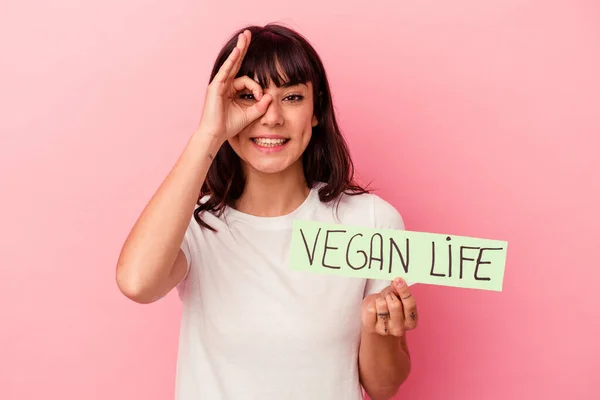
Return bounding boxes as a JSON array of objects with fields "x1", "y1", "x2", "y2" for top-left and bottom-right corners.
[{"x1": 281, "y1": 81, "x2": 306, "y2": 88}]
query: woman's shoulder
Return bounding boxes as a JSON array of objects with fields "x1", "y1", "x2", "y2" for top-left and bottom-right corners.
[{"x1": 331, "y1": 187, "x2": 406, "y2": 231}]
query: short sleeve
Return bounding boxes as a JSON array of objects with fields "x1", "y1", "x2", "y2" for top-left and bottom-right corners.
[
  {"x1": 363, "y1": 195, "x2": 414, "y2": 297},
  {"x1": 176, "y1": 217, "x2": 197, "y2": 298},
  {"x1": 179, "y1": 200, "x2": 208, "y2": 284},
  {"x1": 180, "y1": 226, "x2": 193, "y2": 279}
]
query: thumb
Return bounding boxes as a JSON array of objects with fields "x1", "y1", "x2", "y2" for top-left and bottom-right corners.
[{"x1": 244, "y1": 93, "x2": 272, "y2": 123}]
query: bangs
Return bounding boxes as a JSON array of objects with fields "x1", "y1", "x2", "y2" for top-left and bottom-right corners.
[{"x1": 236, "y1": 32, "x2": 318, "y2": 89}]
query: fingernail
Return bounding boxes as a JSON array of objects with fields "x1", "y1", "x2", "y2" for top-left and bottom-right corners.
[{"x1": 394, "y1": 278, "x2": 405, "y2": 287}]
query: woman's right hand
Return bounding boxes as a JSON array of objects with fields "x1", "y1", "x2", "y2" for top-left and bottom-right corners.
[{"x1": 197, "y1": 30, "x2": 272, "y2": 142}]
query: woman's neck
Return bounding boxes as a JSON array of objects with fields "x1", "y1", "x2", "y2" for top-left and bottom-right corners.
[{"x1": 234, "y1": 163, "x2": 310, "y2": 217}]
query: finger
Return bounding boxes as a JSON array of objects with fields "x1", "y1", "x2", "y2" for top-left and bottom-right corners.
[
  {"x1": 386, "y1": 292, "x2": 405, "y2": 337},
  {"x1": 244, "y1": 93, "x2": 272, "y2": 123},
  {"x1": 231, "y1": 30, "x2": 250, "y2": 79},
  {"x1": 379, "y1": 285, "x2": 393, "y2": 297},
  {"x1": 233, "y1": 76, "x2": 263, "y2": 101},
  {"x1": 229, "y1": 30, "x2": 250, "y2": 80},
  {"x1": 212, "y1": 45, "x2": 241, "y2": 86},
  {"x1": 375, "y1": 297, "x2": 390, "y2": 335},
  {"x1": 393, "y1": 277, "x2": 418, "y2": 330},
  {"x1": 362, "y1": 298, "x2": 378, "y2": 333}
]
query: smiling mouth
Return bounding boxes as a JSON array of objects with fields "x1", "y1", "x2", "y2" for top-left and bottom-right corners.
[{"x1": 251, "y1": 138, "x2": 290, "y2": 147}]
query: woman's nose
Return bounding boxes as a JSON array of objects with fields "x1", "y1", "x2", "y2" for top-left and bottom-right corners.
[{"x1": 260, "y1": 101, "x2": 284, "y2": 127}]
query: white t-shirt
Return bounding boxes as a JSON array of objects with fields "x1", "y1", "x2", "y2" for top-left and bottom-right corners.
[{"x1": 175, "y1": 183, "x2": 408, "y2": 400}]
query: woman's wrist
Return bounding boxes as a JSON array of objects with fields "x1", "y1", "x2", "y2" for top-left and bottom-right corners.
[{"x1": 191, "y1": 127, "x2": 226, "y2": 156}]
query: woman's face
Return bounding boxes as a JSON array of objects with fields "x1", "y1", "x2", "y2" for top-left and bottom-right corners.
[{"x1": 228, "y1": 79, "x2": 318, "y2": 176}]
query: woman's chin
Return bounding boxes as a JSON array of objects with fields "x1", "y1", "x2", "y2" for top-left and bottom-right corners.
[{"x1": 246, "y1": 158, "x2": 293, "y2": 175}]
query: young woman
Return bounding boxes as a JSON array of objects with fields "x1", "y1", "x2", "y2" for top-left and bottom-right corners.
[{"x1": 116, "y1": 24, "x2": 419, "y2": 400}]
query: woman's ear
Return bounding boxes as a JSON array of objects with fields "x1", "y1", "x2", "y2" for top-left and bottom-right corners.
[{"x1": 312, "y1": 115, "x2": 318, "y2": 127}]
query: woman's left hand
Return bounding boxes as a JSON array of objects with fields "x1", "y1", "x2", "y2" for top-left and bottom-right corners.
[{"x1": 361, "y1": 277, "x2": 418, "y2": 337}]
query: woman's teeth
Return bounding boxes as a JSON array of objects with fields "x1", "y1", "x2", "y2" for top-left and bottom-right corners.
[{"x1": 252, "y1": 138, "x2": 287, "y2": 147}]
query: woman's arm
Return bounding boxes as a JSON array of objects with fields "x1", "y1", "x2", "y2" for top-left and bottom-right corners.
[
  {"x1": 358, "y1": 278, "x2": 418, "y2": 399},
  {"x1": 115, "y1": 29, "x2": 270, "y2": 304},
  {"x1": 115, "y1": 132, "x2": 223, "y2": 304},
  {"x1": 358, "y1": 318, "x2": 411, "y2": 400}
]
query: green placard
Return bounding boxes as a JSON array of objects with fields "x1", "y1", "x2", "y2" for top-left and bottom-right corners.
[{"x1": 289, "y1": 220, "x2": 508, "y2": 291}]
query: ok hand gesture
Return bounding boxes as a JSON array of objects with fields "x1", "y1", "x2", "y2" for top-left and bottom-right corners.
[{"x1": 197, "y1": 30, "x2": 272, "y2": 141}]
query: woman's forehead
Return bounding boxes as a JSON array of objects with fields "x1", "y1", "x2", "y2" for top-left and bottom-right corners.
[{"x1": 239, "y1": 50, "x2": 316, "y2": 88}]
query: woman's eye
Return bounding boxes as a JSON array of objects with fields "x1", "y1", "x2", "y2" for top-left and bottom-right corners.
[
  {"x1": 239, "y1": 93, "x2": 255, "y2": 101},
  {"x1": 285, "y1": 94, "x2": 304, "y2": 102}
]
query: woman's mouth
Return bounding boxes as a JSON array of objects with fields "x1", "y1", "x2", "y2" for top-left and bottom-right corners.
[
  {"x1": 250, "y1": 137, "x2": 290, "y2": 153},
  {"x1": 251, "y1": 138, "x2": 290, "y2": 148}
]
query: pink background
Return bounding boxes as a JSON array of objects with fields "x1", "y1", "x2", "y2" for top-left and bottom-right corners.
[{"x1": 1, "y1": 1, "x2": 598, "y2": 399}]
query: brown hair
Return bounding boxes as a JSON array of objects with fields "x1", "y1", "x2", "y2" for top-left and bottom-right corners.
[{"x1": 194, "y1": 23, "x2": 368, "y2": 230}]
